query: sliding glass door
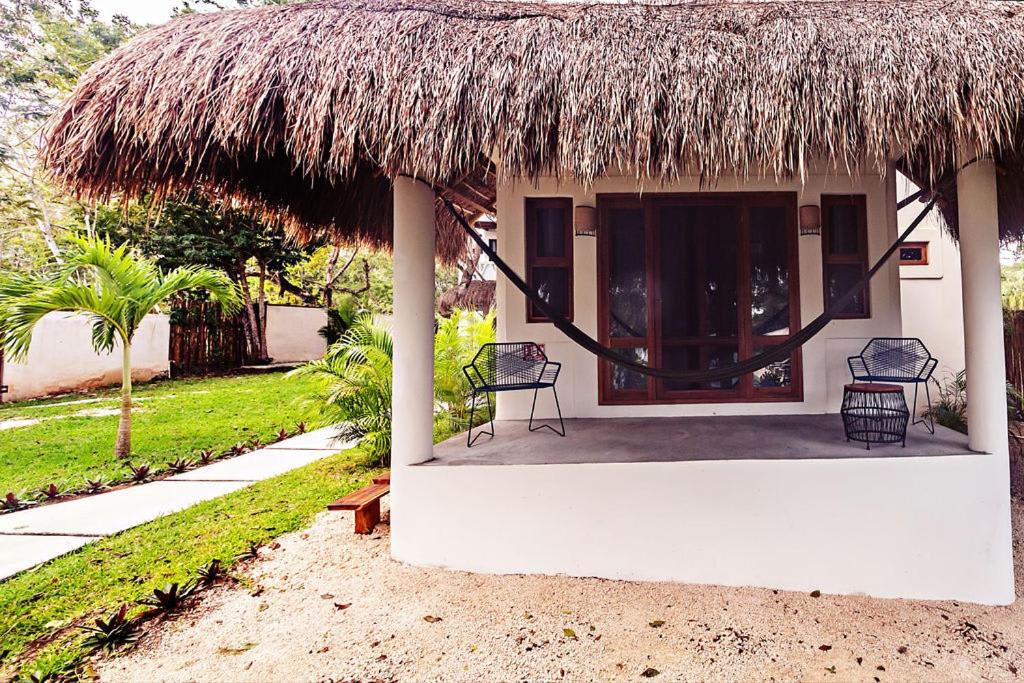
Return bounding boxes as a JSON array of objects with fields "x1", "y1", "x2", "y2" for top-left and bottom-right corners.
[{"x1": 598, "y1": 193, "x2": 801, "y2": 404}]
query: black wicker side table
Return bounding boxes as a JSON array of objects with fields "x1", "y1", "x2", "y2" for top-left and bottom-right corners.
[{"x1": 841, "y1": 383, "x2": 910, "y2": 450}]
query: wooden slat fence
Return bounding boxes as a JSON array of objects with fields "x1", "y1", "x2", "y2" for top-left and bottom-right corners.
[
  {"x1": 1006, "y1": 311, "x2": 1024, "y2": 398},
  {"x1": 168, "y1": 298, "x2": 248, "y2": 377}
]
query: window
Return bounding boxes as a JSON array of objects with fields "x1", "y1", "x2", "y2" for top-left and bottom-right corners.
[
  {"x1": 899, "y1": 241, "x2": 929, "y2": 266},
  {"x1": 821, "y1": 194, "x2": 869, "y2": 319},
  {"x1": 525, "y1": 198, "x2": 573, "y2": 322}
]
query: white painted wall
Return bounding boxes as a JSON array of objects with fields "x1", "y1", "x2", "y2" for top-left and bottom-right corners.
[
  {"x1": 495, "y1": 166, "x2": 904, "y2": 419},
  {"x1": 398, "y1": 450, "x2": 1014, "y2": 604},
  {"x1": 3, "y1": 312, "x2": 170, "y2": 402},
  {"x1": 898, "y1": 176, "x2": 966, "y2": 382},
  {"x1": 264, "y1": 305, "x2": 327, "y2": 363}
]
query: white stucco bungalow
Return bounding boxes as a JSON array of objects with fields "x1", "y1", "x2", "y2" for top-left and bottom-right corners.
[{"x1": 44, "y1": 0, "x2": 1019, "y2": 603}]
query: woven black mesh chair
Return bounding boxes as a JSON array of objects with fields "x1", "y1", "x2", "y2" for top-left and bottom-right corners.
[
  {"x1": 848, "y1": 337, "x2": 938, "y2": 433},
  {"x1": 463, "y1": 342, "x2": 565, "y2": 447}
]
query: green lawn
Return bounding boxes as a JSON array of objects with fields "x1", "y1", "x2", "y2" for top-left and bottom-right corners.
[
  {"x1": 0, "y1": 372, "x2": 319, "y2": 496},
  {"x1": 0, "y1": 448, "x2": 380, "y2": 680}
]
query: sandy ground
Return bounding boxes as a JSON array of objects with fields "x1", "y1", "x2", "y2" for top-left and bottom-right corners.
[{"x1": 98, "y1": 501, "x2": 1024, "y2": 683}]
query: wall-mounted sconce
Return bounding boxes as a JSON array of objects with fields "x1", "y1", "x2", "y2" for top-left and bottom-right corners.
[
  {"x1": 575, "y1": 205, "x2": 597, "y2": 237},
  {"x1": 799, "y1": 204, "x2": 821, "y2": 236}
]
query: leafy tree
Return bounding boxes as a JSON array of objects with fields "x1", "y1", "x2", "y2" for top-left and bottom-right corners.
[
  {"x1": 0, "y1": 237, "x2": 240, "y2": 458},
  {"x1": 0, "y1": 1, "x2": 137, "y2": 271},
  {"x1": 92, "y1": 197, "x2": 312, "y2": 362}
]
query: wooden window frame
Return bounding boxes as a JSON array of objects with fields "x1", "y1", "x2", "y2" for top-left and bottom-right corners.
[
  {"x1": 596, "y1": 192, "x2": 803, "y2": 406},
  {"x1": 821, "y1": 194, "x2": 870, "y2": 320},
  {"x1": 898, "y1": 241, "x2": 929, "y2": 266},
  {"x1": 525, "y1": 197, "x2": 574, "y2": 323}
]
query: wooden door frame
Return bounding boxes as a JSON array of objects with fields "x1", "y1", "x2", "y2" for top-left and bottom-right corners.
[{"x1": 597, "y1": 192, "x2": 804, "y2": 406}]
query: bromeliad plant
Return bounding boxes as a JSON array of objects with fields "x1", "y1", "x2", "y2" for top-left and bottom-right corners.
[
  {"x1": 138, "y1": 582, "x2": 197, "y2": 612},
  {"x1": 0, "y1": 237, "x2": 240, "y2": 459},
  {"x1": 79, "y1": 604, "x2": 140, "y2": 653}
]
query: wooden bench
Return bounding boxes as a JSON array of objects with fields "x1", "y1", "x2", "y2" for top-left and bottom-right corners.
[{"x1": 327, "y1": 474, "x2": 390, "y2": 534}]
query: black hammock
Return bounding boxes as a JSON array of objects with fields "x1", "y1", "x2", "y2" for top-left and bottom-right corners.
[{"x1": 442, "y1": 192, "x2": 940, "y2": 384}]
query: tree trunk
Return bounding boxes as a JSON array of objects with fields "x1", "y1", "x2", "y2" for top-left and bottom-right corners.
[
  {"x1": 238, "y1": 272, "x2": 261, "y2": 362},
  {"x1": 257, "y1": 261, "x2": 269, "y2": 360},
  {"x1": 114, "y1": 341, "x2": 133, "y2": 458}
]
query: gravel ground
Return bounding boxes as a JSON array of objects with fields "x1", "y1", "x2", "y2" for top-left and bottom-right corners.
[{"x1": 98, "y1": 500, "x2": 1024, "y2": 682}]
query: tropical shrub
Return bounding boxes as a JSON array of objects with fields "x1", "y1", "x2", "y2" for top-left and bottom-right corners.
[
  {"x1": 434, "y1": 308, "x2": 497, "y2": 430},
  {"x1": 290, "y1": 314, "x2": 394, "y2": 465},
  {"x1": 926, "y1": 370, "x2": 968, "y2": 433},
  {"x1": 292, "y1": 308, "x2": 496, "y2": 466}
]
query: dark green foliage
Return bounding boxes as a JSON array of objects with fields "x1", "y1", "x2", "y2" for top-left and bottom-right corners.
[
  {"x1": 79, "y1": 605, "x2": 139, "y2": 653},
  {"x1": 926, "y1": 370, "x2": 967, "y2": 433},
  {"x1": 318, "y1": 296, "x2": 360, "y2": 345}
]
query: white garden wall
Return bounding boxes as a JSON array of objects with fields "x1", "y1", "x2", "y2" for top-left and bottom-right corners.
[
  {"x1": 264, "y1": 304, "x2": 327, "y2": 363},
  {"x1": 3, "y1": 312, "x2": 170, "y2": 402}
]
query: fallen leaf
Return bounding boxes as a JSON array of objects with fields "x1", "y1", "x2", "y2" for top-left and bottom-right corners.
[
  {"x1": 334, "y1": 603, "x2": 351, "y2": 611},
  {"x1": 469, "y1": 644, "x2": 478, "y2": 653},
  {"x1": 320, "y1": 593, "x2": 335, "y2": 600},
  {"x1": 641, "y1": 668, "x2": 660, "y2": 678},
  {"x1": 424, "y1": 615, "x2": 443, "y2": 623},
  {"x1": 524, "y1": 612, "x2": 533, "y2": 620},
  {"x1": 258, "y1": 602, "x2": 269, "y2": 612},
  {"x1": 897, "y1": 646, "x2": 908, "y2": 654},
  {"x1": 877, "y1": 665, "x2": 886, "y2": 671},
  {"x1": 825, "y1": 665, "x2": 837, "y2": 674},
  {"x1": 856, "y1": 657, "x2": 863, "y2": 665},
  {"x1": 649, "y1": 620, "x2": 665, "y2": 628},
  {"x1": 819, "y1": 645, "x2": 832, "y2": 651},
  {"x1": 218, "y1": 642, "x2": 257, "y2": 656},
  {"x1": 317, "y1": 646, "x2": 329, "y2": 654},
  {"x1": 376, "y1": 654, "x2": 387, "y2": 662},
  {"x1": 810, "y1": 590, "x2": 822, "y2": 598},
  {"x1": 563, "y1": 628, "x2": 577, "y2": 639}
]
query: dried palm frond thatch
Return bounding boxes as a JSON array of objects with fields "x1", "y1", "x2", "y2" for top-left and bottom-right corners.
[
  {"x1": 42, "y1": 0, "x2": 1024, "y2": 244},
  {"x1": 439, "y1": 280, "x2": 496, "y2": 317}
]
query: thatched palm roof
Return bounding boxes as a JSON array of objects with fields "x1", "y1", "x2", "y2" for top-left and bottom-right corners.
[
  {"x1": 439, "y1": 280, "x2": 497, "y2": 316},
  {"x1": 42, "y1": 0, "x2": 1024, "y2": 245}
]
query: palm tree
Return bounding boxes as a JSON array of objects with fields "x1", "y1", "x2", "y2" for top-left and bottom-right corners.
[
  {"x1": 0, "y1": 237, "x2": 240, "y2": 458},
  {"x1": 289, "y1": 314, "x2": 393, "y2": 466}
]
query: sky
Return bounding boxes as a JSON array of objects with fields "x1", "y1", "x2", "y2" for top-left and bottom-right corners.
[{"x1": 92, "y1": 0, "x2": 182, "y2": 25}]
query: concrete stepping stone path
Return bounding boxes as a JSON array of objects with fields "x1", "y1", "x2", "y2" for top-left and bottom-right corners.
[{"x1": 0, "y1": 427, "x2": 350, "y2": 580}]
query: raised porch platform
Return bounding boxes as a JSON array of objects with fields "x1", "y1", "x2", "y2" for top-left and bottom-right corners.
[
  {"x1": 393, "y1": 414, "x2": 1013, "y2": 604},
  {"x1": 428, "y1": 415, "x2": 970, "y2": 466}
]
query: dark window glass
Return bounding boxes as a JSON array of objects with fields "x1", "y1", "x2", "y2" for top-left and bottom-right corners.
[
  {"x1": 535, "y1": 207, "x2": 567, "y2": 257},
  {"x1": 750, "y1": 205, "x2": 790, "y2": 336},
  {"x1": 611, "y1": 347, "x2": 648, "y2": 392},
  {"x1": 608, "y1": 208, "x2": 647, "y2": 338},
  {"x1": 825, "y1": 263, "x2": 868, "y2": 316},
  {"x1": 661, "y1": 345, "x2": 740, "y2": 392},
  {"x1": 826, "y1": 204, "x2": 860, "y2": 255},
  {"x1": 530, "y1": 267, "x2": 570, "y2": 318},
  {"x1": 752, "y1": 347, "x2": 793, "y2": 389},
  {"x1": 659, "y1": 205, "x2": 738, "y2": 339}
]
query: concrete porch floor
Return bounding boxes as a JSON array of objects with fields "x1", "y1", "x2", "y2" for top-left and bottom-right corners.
[{"x1": 427, "y1": 414, "x2": 972, "y2": 466}]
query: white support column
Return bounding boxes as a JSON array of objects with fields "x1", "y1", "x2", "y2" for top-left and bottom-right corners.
[
  {"x1": 956, "y1": 150, "x2": 1008, "y2": 454},
  {"x1": 391, "y1": 176, "x2": 436, "y2": 468}
]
